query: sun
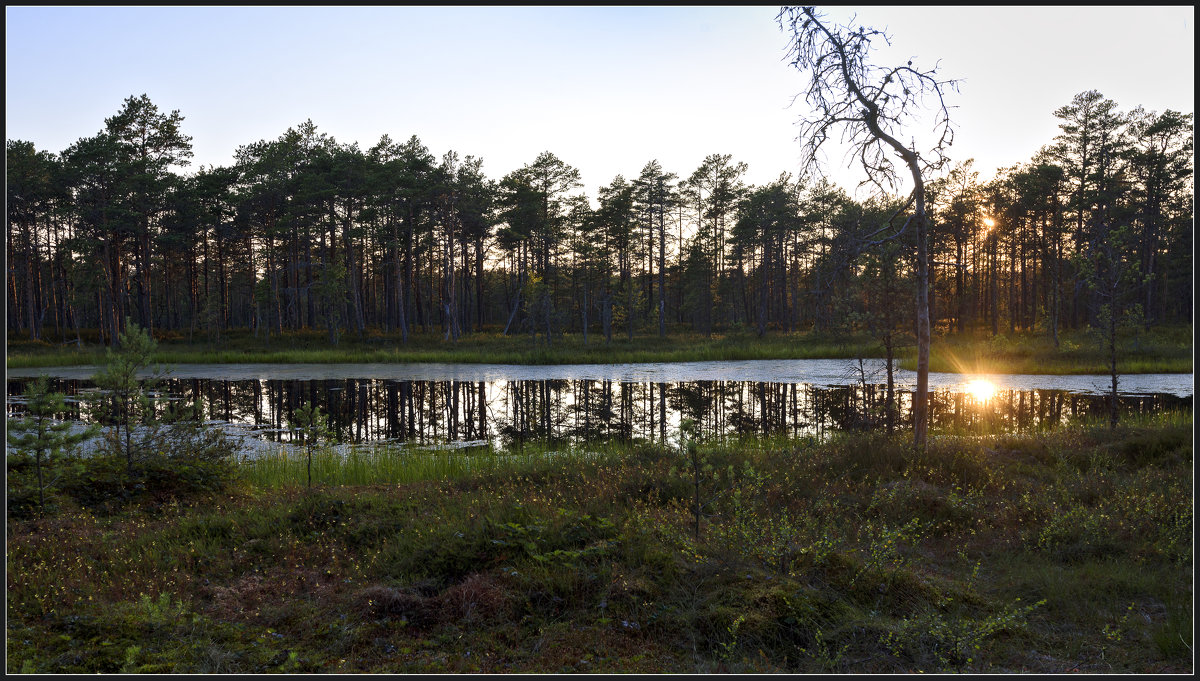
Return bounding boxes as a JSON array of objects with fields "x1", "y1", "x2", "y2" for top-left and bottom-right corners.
[{"x1": 966, "y1": 378, "x2": 996, "y2": 402}]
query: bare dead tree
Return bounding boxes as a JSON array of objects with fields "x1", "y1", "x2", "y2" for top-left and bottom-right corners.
[{"x1": 778, "y1": 6, "x2": 959, "y2": 449}]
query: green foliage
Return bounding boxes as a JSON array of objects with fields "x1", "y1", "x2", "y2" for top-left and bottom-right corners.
[
  {"x1": 314, "y1": 260, "x2": 347, "y2": 345},
  {"x1": 854, "y1": 517, "x2": 927, "y2": 584},
  {"x1": 669, "y1": 418, "x2": 723, "y2": 542},
  {"x1": 9, "y1": 325, "x2": 1192, "y2": 374},
  {"x1": 1109, "y1": 424, "x2": 1191, "y2": 466},
  {"x1": 240, "y1": 443, "x2": 579, "y2": 488},
  {"x1": 881, "y1": 598, "x2": 1044, "y2": 671},
  {"x1": 288, "y1": 401, "x2": 333, "y2": 488},
  {"x1": 1152, "y1": 604, "x2": 1193, "y2": 661},
  {"x1": 53, "y1": 424, "x2": 237, "y2": 514},
  {"x1": 709, "y1": 460, "x2": 807, "y2": 574},
  {"x1": 6, "y1": 375, "x2": 97, "y2": 516},
  {"x1": 142, "y1": 421, "x2": 238, "y2": 498},
  {"x1": 17, "y1": 324, "x2": 239, "y2": 514},
  {"x1": 89, "y1": 319, "x2": 168, "y2": 470}
]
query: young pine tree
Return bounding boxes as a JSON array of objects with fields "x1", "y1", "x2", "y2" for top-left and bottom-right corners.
[
  {"x1": 90, "y1": 319, "x2": 165, "y2": 472},
  {"x1": 7, "y1": 375, "x2": 98, "y2": 514},
  {"x1": 289, "y1": 401, "x2": 333, "y2": 488}
]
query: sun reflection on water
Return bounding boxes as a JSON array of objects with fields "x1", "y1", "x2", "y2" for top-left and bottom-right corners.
[{"x1": 966, "y1": 378, "x2": 996, "y2": 403}]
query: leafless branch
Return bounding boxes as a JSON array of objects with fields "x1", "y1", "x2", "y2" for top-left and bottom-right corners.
[{"x1": 777, "y1": 6, "x2": 959, "y2": 196}]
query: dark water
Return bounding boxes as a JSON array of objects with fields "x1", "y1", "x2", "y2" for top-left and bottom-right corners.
[{"x1": 6, "y1": 374, "x2": 1192, "y2": 450}]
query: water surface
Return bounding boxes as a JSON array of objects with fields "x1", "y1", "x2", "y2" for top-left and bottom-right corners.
[
  {"x1": 7, "y1": 360, "x2": 1191, "y2": 453},
  {"x1": 7, "y1": 359, "x2": 1194, "y2": 396}
]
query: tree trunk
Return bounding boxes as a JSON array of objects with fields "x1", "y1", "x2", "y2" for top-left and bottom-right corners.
[
  {"x1": 658, "y1": 202, "x2": 667, "y2": 337},
  {"x1": 1109, "y1": 294, "x2": 1119, "y2": 430},
  {"x1": 581, "y1": 286, "x2": 589, "y2": 345},
  {"x1": 885, "y1": 333, "x2": 896, "y2": 434},
  {"x1": 24, "y1": 222, "x2": 41, "y2": 340},
  {"x1": 914, "y1": 206, "x2": 931, "y2": 449}
]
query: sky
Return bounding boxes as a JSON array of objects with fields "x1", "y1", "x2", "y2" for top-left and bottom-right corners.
[{"x1": 6, "y1": 6, "x2": 1195, "y2": 200}]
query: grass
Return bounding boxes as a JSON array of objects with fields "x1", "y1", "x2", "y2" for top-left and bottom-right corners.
[
  {"x1": 914, "y1": 326, "x2": 1193, "y2": 375},
  {"x1": 239, "y1": 442, "x2": 615, "y2": 489},
  {"x1": 7, "y1": 324, "x2": 1192, "y2": 374},
  {"x1": 6, "y1": 414, "x2": 1193, "y2": 673},
  {"x1": 5, "y1": 327, "x2": 881, "y2": 369}
]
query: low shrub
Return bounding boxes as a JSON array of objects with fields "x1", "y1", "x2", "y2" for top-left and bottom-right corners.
[{"x1": 53, "y1": 424, "x2": 238, "y2": 513}]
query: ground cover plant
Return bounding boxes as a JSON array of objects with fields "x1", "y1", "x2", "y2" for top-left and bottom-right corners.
[
  {"x1": 6, "y1": 413, "x2": 1192, "y2": 673},
  {"x1": 6, "y1": 325, "x2": 1192, "y2": 374}
]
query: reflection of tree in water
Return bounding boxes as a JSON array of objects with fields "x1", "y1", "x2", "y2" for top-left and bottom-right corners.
[
  {"x1": 497, "y1": 379, "x2": 574, "y2": 448},
  {"x1": 823, "y1": 384, "x2": 892, "y2": 431},
  {"x1": 564, "y1": 380, "x2": 635, "y2": 445},
  {"x1": 669, "y1": 382, "x2": 714, "y2": 436},
  {"x1": 6, "y1": 377, "x2": 1191, "y2": 449},
  {"x1": 725, "y1": 382, "x2": 756, "y2": 435}
]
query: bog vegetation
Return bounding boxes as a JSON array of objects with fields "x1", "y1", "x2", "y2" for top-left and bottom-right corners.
[{"x1": 6, "y1": 401, "x2": 1192, "y2": 672}]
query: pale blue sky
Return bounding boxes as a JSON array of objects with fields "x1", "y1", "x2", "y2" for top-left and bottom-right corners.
[{"x1": 6, "y1": 6, "x2": 1194, "y2": 199}]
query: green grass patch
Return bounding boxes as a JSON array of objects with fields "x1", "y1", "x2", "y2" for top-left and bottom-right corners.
[
  {"x1": 239, "y1": 441, "x2": 625, "y2": 488},
  {"x1": 906, "y1": 326, "x2": 1193, "y2": 375},
  {"x1": 6, "y1": 328, "x2": 883, "y2": 369},
  {"x1": 10, "y1": 325, "x2": 1189, "y2": 373}
]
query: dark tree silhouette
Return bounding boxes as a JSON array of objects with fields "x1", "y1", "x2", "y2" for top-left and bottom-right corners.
[{"x1": 5, "y1": 85, "x2": 1190, "y2": 363}]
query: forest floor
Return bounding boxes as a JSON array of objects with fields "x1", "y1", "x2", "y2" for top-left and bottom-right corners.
[
  {"x1": 6, "y1": 417, "x2": 1192, "y2": 673},
  {"x1": 5, "y1": 324, "x2": 1193, "y2": 374}
]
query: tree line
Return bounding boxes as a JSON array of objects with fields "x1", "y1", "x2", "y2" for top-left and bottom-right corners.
[{"x1": 6, "y1": 91, "x2": 1192, "y2": 347}]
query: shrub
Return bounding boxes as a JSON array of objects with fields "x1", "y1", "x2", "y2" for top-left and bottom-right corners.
[
  {"x1": 6, "y1": 375, "x2": 96, "y2": 517},
  {"x1": 54, "y1": 421, "x2": 237, "y2": 513}
]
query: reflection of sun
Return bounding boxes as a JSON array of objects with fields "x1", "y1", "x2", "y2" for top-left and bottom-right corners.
[{"x1": 966, "y1": 378, "x2": 995, "y2": 402}]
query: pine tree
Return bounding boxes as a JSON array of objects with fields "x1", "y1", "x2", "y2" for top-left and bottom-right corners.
[
  {"x1": 289, "y1": 401, "x2": 333, "y2": 488},
  {"x1": 90, "y1": 318, "x2": 165, "y2": 472},
  {"x1": 7, "y1": 375, "x2": 97, "y2": 513}
]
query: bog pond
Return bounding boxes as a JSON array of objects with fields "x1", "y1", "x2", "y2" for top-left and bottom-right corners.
[{"x1": 7, "y1": 359, "x2": 1193, "y2": 454}]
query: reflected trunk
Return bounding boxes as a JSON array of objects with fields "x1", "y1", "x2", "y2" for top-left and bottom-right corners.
[{"x1": 8, "y1": 376, "x2": 1185, "y2": 453}]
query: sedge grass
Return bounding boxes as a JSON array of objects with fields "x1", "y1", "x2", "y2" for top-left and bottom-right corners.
[{"x1": 239, "y1": 441, "x2": 620, "y2": 488}]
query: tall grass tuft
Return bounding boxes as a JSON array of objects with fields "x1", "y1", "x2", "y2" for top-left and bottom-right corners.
[{"x1": 238, "y1": 441, "x2": 617, "y2": 488}]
